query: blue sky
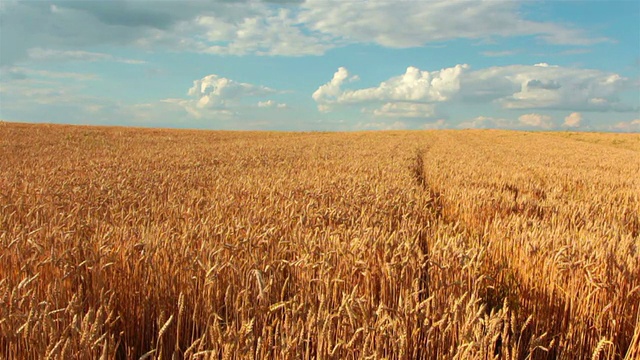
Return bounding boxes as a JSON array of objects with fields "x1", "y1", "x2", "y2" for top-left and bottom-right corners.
[{"x1": 0, "y1": 0, "x2": 638, "y2": 131}]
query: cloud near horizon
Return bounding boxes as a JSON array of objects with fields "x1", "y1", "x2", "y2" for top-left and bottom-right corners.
[
  {"x1": 518, "y1": 113, "x2": 553, "y2": 129},
  {"x1": 312, "y1": 63, "x2": 636, "y2": 126},
  {"x1": 612, "y1": 119, "x2": 640, "y2": 132},
  {"x1": 563, "y1": 112, "x2": 583, "y2": 128}
]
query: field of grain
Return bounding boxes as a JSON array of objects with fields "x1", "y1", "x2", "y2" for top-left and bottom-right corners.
[{"x1": 1, "y1": 122, "x2": 638, "y2": 359}]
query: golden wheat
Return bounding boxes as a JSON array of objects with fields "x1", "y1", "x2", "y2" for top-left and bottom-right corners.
[{"x1": 0, "y1": 123, "x2": 638, "y2": 359}]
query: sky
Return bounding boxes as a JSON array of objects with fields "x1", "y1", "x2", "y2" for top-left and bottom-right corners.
[{"x1": 0, "y1": 0, "x2": 639, "y2": 131}]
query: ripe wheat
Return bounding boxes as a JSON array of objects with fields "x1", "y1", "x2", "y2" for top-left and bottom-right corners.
[{"x1": 1, "y1": 123, "x2": 638, "y2": 359}]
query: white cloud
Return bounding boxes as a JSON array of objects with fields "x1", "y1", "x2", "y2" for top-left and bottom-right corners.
[
  {"x1": 155, "y1": 74, "x2": 280, "y2": 119},
  {"x1": 0, "y1": 1, "x2": 610, "y2": 66},
  {"x1": 518, "y1": 113, "x2": 553, "y2": 129},
  {"x1": 188, "y1": 74, "x2": 275, "y2": 110},
  {"x1": 458, "y1": 116, "x2": 514, "y2": 129},
  {"x1": 258, "y1": 100, "x2": 274, "y2": 108},
  {"x1": 563, "y1": 112, "x2": 582, "y2": 127},
  {"x1": 355, "y1": 121, "x2": 407, "y2": 131},
  {"x1": 0, "y1": 75, "x2": 136, "y2": 125},
  {"x1": 27, "y1": 48, "x2": 145, "y2": 64},
  {"x1": 0, "y1": 1, "x2": 258, "y2": 66},
  {"x1": 312, "y1": 63, "x2": 636, "y2": 128},
  {"x1": 463, "y1": 64, "x2": 633, "y2": 112},
  {"x1": 195, "y1": 8, "x2": 334, "y2": 56},
  {"x1": 533, "y1": 63, "x2": 556, "y2": 68},
  {"x1": 612, "y1": 119, "x2": 640, "y2": 132},
  {"x1": 0, "y1": 65, "x2": 289, "y2": 126},
  {"x1": 1, "y1": 66, "x2": 98, "y2": 81},
  {"x1": 312, "y1": 67, "x2": 354, "y2": 111},
  {"x1": 340, "y1": 65, "x2": 468, "y2": 103},
  {"x1": 257, "y1": 100, "x2": 287, "y2": 109},
  {"x1": 459, "y1": 112, "x2": 588, "y2": 130},
  {"x1": 589, "y1": 98, "x2": 607, "y2": 105},
  {"x1": 314, "y1": 63, "x2": 635, "y2": 120},
  {"x1": 0, "y1": 80, "x2": 75, "y2": 105},
  {"x1": 313, "y1": 65, "x2": 467, "y2": 115},
  {"x1": 299, "y1": 0, "x2": 608, "y2": 48},
  {"x1": 372, "y1": 102, "x2": 435, "y2": 118}
]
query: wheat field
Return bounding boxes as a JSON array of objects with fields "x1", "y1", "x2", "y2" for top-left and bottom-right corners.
[{"x1": 1, "y1": 122, "x2": 638, "y2": 359}]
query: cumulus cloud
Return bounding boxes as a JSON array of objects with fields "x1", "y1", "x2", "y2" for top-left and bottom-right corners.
[
  {"x1": 612, "y1": 119, "x2": 640, "y2": 132},
  {"x1": 313, "y1": 65, "x2": 467, "y2": 116},
  {"x1": 187, "y1": 74, "x2": 275, "y2": 110},
  {"x1": 341, "y1": 65, "x2": 468, "y2": 103},
  {"x1": 312, "y1": 67, "x2": 356, "y2": 112},
  {"x1": 462, "y1": 64, "x2": 633, "y2": 112},
  {"x1": 315, "y1": 63, "x2": 635, "y2": 122},
  {"x1": 518, "y1": 113, "x2": 553, "y2": 129},
  {"x1": 563, "y1": 112, "x2": 582, "y2": 127},
  {"x1": 156, "y1": 74, "x2": 280, "y2": 119}
]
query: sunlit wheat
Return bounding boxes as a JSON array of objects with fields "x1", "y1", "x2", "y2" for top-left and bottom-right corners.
[{"x1": 1, "y1": 123, "x2": 638, "y2": 359}]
